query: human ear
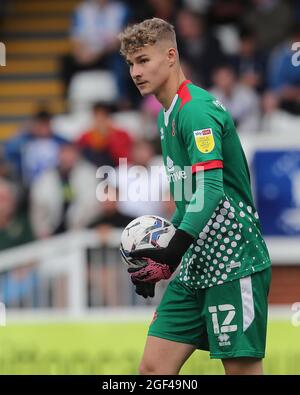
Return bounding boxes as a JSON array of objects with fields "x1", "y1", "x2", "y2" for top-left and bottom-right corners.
[{"x1": 167, "y1": 48, "x2": 177, "y2": 67}]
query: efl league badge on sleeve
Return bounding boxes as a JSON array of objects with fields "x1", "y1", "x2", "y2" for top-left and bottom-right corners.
[
  {"x1": 254, "y1": 150, "x2": 300, "y2": 236},
  {"x1": 193, "y1": 128, "x2": 215, "y2": 153}
]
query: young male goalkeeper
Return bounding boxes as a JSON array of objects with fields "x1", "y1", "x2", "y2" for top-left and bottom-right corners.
[{"x1": 119, "y1": 18, "x2": 271, "y2": 375}]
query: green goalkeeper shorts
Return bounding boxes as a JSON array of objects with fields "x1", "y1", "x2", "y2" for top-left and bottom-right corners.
[{"x1": 148, "y1": 267, "x2": 271, "y2": 359}]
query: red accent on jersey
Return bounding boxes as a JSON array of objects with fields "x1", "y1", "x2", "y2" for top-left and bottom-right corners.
[
  {"x1": 192, "y1": 160, "x2": 224, "y2": 173},
  {"x1": 177, "y1": 80, "x2": 192, "y2": 109},
  {"x1": 201, "y1": 129, "x2": 212, "y2": 135},
  {"x1": 171, "y1": 120, "x2": 176, "y2": 136}
]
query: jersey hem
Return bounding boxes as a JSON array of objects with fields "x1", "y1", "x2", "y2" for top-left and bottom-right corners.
[
  {"x1": 147, "y1": 331, "x2": 202, "y2": 349},
  {"x1": 210, "y1": 350, "x2": 265, "y2": 360}
]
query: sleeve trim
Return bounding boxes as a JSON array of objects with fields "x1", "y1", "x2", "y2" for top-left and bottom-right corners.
[{"x1": 192, "y1": 160, "x2": 223, "y2": 173}]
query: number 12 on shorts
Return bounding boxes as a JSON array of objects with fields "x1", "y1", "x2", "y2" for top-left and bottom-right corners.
[{"x1": 208, "y1": 304, "x2": 237, "y2": 335}]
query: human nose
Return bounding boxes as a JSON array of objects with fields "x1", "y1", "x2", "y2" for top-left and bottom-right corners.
[{"x1": 131, "y1": 63, "x2": 142, "y2": 80}]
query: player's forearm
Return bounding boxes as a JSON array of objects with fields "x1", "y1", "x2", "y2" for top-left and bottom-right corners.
[{"x1": 178, "y1": 169, "x2": 224, "y2": 239}]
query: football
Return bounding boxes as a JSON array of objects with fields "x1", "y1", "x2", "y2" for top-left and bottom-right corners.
[{"x1": 120, "y1": 215, "x2": 176, "y2": 269}]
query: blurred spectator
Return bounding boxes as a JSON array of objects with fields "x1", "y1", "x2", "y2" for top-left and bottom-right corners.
[
  {"x1": 0, "y1": 178, "x2": 34, "y2": 251},
  {"x1": 243, "y1": 0, "x2": 294, "y2": 53},
  {"x1": 77, "y1": 102, "x2": 133, "y2": 167},
  {"x1": 61, "y1": 0, "x2": 130, "y2": 101},
  {"x1": 2, "y1": 264, "x2": 39, "y2": 308},
  {"x1": 126, "y1": 0, "x2": 179, "y2": 23},
  {"x1": 30, "y1": 142, "x2": 99, "y2": 239},
  {"x1": 210, "y1": 64, "x2": 260, "y2": 133},
  {"x1": 0, "y1": 147, "x2": 14, "y2": 181},
  {"x1": 229, "y1": 27, "x2": 268, "y2": 92},
  {"x1": 207, "y1": 0, "x2": 247, "y2": 25},
  {"x1": 4, "y1": 110, "x2": 67, "y2": 186},
  {"x1": 295, "y1": 1, "x2": 300, "y2": 23},
  {"x1": 267, "y1": 24, "x2": 300, "y2": 115},
  {"x1": 109, "y1": 139, "x2": 169, "y2": 219},
  {"x1": 144, "y1": 0, "x2": 178, "y2": 23},
  {"x1": 86, "y1": 184, "x2": 134, "y2": 307},
  {"x1": 259, "y1": 91, "x2": 286, "y2": 132},
  {"x1": 176, "y1": 9, "x2": 227, "y2": 88},
  {"x1": 0, "y1": 157, "x2": 10, "y2": 180},
  {"x1": 89, "y1": 185, "x2": 134, "y2": 243},
  {"x1": 140, "y1": 95, "x2": 162, "y2": 149},
  {"x1": 0, "y1": 0, "x2": 8, "y2": 20},
  {"x1": 261, "y1": 91, "x2": 280, "y2": 116}
]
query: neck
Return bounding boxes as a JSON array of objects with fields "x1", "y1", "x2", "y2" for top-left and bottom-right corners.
[{"x1": 155, "y1": 68, "x2": 187, "y2": 110}]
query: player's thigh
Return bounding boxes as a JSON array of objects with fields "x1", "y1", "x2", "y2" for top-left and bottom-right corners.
[
  {"x1": 140, "y1": 277, "x2": 206, "y2": 374},
  {"x1": 205, "y1": 267, "x2": 271, "y2": 360},
  {"x1": 222, "y1": 357, "x2": 263, "y2": 375},
  {"x1": 139, "y1": 335, "x2": 196, "y2": 375},
  {"x1": 148, "y1": 277, "x2": 208, "y2": 349}
]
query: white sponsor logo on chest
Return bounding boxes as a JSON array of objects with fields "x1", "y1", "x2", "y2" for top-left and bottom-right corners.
[{"x1": 165, "y1": 155, "x2": 187, "y2": 183}]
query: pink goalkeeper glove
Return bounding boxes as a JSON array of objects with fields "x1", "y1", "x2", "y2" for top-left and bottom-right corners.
[
  {"x1": 128, "y1": 258, "x2": 175, "y2": 283},
  {"x1": 128, "y1": 229, "x2": 194, "y2": 284}
]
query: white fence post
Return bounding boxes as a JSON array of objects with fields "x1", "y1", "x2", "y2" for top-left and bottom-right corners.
[{"x1": 0, "y1": 302, "x2": 6, "y2": 326}]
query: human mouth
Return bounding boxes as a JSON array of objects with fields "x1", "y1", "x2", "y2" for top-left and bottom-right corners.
[{"x1": 137, "y1": 81, "x2": 148, "y2": 87}]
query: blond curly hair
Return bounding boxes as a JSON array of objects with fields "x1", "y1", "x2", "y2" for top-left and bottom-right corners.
[{"x1": 118, "y1": 18, "x2": 177, "y2": 58}]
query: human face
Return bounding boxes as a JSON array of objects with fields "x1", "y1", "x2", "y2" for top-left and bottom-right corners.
[
  {"x1": 126, "y1": 44, "x2": 174, "y2": 96},
  {"x1": 213, "y1": 68, "x2": 235, "y2": 94},
  {"x1": 132, "y1": 140, "x2": 154, "y2": 166},
  {"x1": 32, "y1": 120, "x2": 52, "y2": 138},
  {"x1": 58, "y1": 145, "x2": 79, "y2": 173}
]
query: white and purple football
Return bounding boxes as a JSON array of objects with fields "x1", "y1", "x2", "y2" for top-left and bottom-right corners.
[{"x1": 120, "y1": 215, "x2": 176, "y2": 269}]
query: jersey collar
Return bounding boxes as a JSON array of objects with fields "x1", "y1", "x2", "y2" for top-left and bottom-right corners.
[
  {"x1": 177, "y1": 79, "x2": 191, "y2": 97},
  {"x1": 163, "y1": 93, "x2": 178, "y2": 127},
  {"x1": 163, "y1": 80, "x2": 191, "y2": 127}
]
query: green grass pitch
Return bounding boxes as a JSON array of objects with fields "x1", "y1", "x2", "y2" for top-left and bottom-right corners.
[{"x1": 0, "y1": 320, "x2": 299, "y2": 374}]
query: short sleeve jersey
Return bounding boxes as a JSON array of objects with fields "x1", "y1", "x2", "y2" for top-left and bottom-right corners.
[{"x1": 157, "y1": 80, "x2": 271, "y2": 289}]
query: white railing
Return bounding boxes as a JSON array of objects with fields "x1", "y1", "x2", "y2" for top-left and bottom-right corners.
[
  {"x1": 0, "y1": 230, "x2": 99, "y2": 316},
  {"x1": 0, "y1": 229, "x2": 168, "y2": 317}
]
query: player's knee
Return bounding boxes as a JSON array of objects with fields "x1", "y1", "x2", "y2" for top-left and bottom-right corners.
[
  {"x1": 139, "y1": 359, "x2": 178, "y2": 375},
  {"x1": 139, "y1": 360, "x2": 157, "y2": 375},
  {"x1": 223, "y1": 358, "x2": 263, "y2": 375},
  {"x1": 224, "y1": 364, "x2": 245, "y2": 375}
]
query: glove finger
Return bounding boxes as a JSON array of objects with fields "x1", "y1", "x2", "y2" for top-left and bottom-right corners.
[
  {"x1": 148, "y1": 283, "x2": 155, "y2": 298},
  {"x1": 127, "y1": 267, "x2": 141, "y2": 273},
  {"x1": 136, "y1": 283, "x2": 155, "y2": 298},
  {"x1": 128, "y1": 267, "x2": 146, "y2": 285},
  {"x1": 129, "y1": 248, "x2": 163, "y2": 260},
  {"x1": 135, "y1": 283, "x2": 148, "y2": 298},
  {"x1": 130, "y1": 275, "x2": 140, "y2": 285},
  {"x1": 131, "y1": 270, "x2": 148, "y2": 282}
]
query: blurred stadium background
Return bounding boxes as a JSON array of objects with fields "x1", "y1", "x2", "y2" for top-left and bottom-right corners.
[{"x1": 0, "y1": 0, "x2": 300, "y2": 374}]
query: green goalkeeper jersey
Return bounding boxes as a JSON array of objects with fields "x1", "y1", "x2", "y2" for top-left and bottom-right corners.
[{"x1": 157, "y1": 80, "x2": 271, "y2": 289}]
